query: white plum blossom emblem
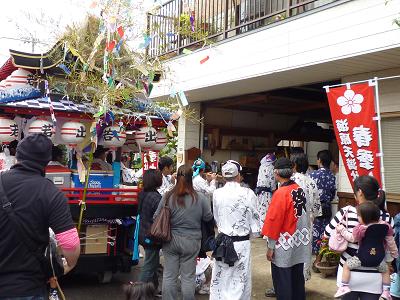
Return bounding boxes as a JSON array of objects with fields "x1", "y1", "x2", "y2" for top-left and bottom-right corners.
[{"x1": 337, "y1": 89, "x2": 364, "y2": 115}]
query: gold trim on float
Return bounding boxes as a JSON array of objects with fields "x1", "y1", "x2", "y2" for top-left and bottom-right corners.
[{"x1": 8, "y1": 42, "x2": 64, "y2": 69}]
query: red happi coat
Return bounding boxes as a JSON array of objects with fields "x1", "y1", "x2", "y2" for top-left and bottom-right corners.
[{"x1": 262, "y1": 180, "x2": 310, "y2": 268}]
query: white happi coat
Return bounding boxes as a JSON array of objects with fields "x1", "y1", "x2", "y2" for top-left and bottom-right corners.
[
  {"x1": 193, "y1": 174, "x2": 217, "y2": 198},
  {"x1": 210, "y1": 182, "x2": 260, "y2": 300},
  {"x1": 256, "y1": 159, "x2": 276, "y2": 228},
  {"x1": 157, "y1": 174, "x2": 174, "y2": 196},
  {"x1": 291, "y1": 172, "x2": 322, "y2": 281}
]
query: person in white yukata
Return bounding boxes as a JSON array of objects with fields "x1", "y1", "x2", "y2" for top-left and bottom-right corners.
[
  {"x1": 210, "y1": 161, "x2": 260, "y2": 300},
  {"x1": 255, "y1": 153, "x2": 277, "y2": 231},
  {"x1": 157, "y1": 156, "x2": 175, "y2": 196},
  {"x1": 192, "y1": 158, "x2": 217, "y2": 198}
]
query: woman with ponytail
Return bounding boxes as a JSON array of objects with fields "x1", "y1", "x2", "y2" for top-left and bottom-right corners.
[
  {"x1": 154, "y1": 164, "x2": 213, "y2": 300},
  {"x1": 324, "y1": 175, "x2": 394, "y2": 300},
  {"x1": 192, "y1": 158, "x2": 217, "y2": 198}
]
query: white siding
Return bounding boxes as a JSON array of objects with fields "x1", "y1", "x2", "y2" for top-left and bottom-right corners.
[{"x1": 152, "y1": 0, "x2": 400, "y2": 100}]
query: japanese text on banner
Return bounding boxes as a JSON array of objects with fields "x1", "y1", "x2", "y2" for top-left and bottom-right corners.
[
  {"x1": 142, "y1": 151, "x2": 159, "y2": 172},
  {"x1": 326, "y1": 83, "x2": 381, "y2": 186}
]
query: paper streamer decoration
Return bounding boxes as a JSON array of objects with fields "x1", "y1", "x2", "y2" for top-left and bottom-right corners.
[
  {"x1": 200, "y1": 56, "x2": 209, "y2": 64},
  {"x1": 182, "y1": 48, "x2": 193, "y2": 55},
  {"x1": 167, "y1": 121, "x2": 177, "y2": 137},
  {"x1": 117, "y1": 26, "x2": 124, "y2": 38},
  {"x1": 44, "y1": 80, "x2": 57, "y2": 125},
  {"x1": 190, "y1": 14, "x2": 195, "y2": 32},
  {"x1": 139, "y1": 35, "x2": 152, "y2": 49},
  {"x1": 106, "y1": 40, "x2": 116, "y2": 52},
  {"x1": 170, "y1": 109, "x2": 182, "y2": 120},
  {"x1": 178, "y1": 91, "x2": 189, "y2": 106},
  {"x1": 136, "y1": 65, "x2": 149, "y2": 76},
  {"x1": 57, "y1": 64, "x2": 71, "y2": 75}
]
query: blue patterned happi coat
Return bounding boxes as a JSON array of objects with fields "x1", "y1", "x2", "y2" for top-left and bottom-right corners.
[{"x1": 309, "y1": 167, "x2": 336, "y2": 254}]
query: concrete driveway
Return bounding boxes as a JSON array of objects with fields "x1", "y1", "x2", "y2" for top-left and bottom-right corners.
[{"x1": 61, "y1": 239, "x2": 337, "y2": 299}]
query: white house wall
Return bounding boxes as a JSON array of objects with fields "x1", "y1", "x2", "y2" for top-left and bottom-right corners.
[{"x1": 152, "y1": 0, "x2": 400, "y2": 101}]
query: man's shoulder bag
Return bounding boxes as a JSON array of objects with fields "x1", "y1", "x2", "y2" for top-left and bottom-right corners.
[{"x1": 0, "y1": 173, "x2": 64, "y2": 278}]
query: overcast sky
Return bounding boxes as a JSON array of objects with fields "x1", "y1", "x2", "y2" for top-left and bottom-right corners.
[{"x1": 0, "y1": 0, "x2": 154, "y2": 65}]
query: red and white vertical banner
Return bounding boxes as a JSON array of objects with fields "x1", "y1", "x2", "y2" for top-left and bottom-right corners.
[
  {"x1": 326, "y1": 82, "x2": 382, "y2": 186},
  {"x1": 142, "y1": 150, "x2": 159, "y2": 172}
]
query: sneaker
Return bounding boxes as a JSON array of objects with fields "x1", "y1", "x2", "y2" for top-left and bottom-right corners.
[
  {"x1": 49, "y1": 289, "x2": 60, "y2": 300},
  {"x1": 380, "y1": 290, "x2": 392, "y2": 300},
  {"x1": 198, "y1": 284, "x2": 210, "y2": 295},
  {"x1": 265, "y1": 287, "x2": 276, "y2": 297},
  {"x1": 334, "y1": 286, "x2": 351, "y2": 298}
]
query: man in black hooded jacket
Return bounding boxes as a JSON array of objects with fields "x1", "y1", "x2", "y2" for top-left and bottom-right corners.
[{"x1": 0, "y1": 134, "x2": 80, "y2": 299}]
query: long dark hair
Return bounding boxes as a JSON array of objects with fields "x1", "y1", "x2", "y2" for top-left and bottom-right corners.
[
  {"x1": 165, "y1": 164, "x2": 197, "y2": 207},
  {"x1": 353, "y1": 175, "x2": 386, "y2": 212},
  {"x1": 124, "y1": 281, "x2": 155, "y2": 300},
  {"x1": 143, "y1": 169, "x2": 163, "y2": 192}
]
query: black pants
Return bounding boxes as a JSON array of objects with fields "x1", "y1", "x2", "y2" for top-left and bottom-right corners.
[
  {"x1": 341, "y1": 292, "x2": 380, "y2": 300},
  {"x1": 271, "y1": 262, "x2": 305, "y2": 300}
]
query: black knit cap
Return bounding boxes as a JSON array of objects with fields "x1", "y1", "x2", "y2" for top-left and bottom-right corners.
[
  {"x1": 273, "y1": 157, "x2": 293, "y2": 170},
  {"x1": 16, "y1": 133, "x2": 53, "y2": 166}
]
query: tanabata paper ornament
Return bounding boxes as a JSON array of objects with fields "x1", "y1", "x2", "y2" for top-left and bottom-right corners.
[
  {"x1": 103, "y1": 125, "x2": 126, "y2": 149},
  {"x1": 0, "y1": 117, "x2": 19, "y2": 144},
  {"x1": 152, "y1": 131, "x2": 167, "y2": 151},
  {"x1": 60, "y1": 121, "x2": 87, "y2": 147},
  {"x1": 135, "y1": 126, "x2": 157, "y2": 151},
  {"x1": 28, "y1": 118, "x2": 55, "y2": 141}
]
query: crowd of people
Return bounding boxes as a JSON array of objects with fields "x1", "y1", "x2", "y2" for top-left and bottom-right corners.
[
  {"x1": 1, "y1": 134, "x2": 399, "y2": 300},
  {"x1": 133, "y1": 148, "x2": 400, "y2": 300}
]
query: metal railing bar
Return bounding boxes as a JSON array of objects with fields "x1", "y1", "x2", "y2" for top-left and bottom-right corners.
[{"x1": 148, "y1": 0, "x2": 340, "y2": 58}]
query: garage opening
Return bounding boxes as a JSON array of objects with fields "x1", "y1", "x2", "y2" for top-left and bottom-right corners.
[{"x1": 200, "y1": 80, "x2": 340, "y2": 189}]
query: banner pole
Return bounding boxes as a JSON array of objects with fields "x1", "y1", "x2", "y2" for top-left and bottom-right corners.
[{"x1": 373, "y1": 77, "x2": 386, "y2": 191}]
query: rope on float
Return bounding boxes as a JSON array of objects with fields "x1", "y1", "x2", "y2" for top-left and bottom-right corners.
[{"x1": 77, "y1": 143, "x2": 95, "y2": 233}]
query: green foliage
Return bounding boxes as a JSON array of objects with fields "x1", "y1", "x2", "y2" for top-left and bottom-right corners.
[
  {"x1": 159, "y1": 128, "x2": 178, "y2": 165},
  {"x1": 318, "y1": 238, "x2": 341, "y2": 262}
]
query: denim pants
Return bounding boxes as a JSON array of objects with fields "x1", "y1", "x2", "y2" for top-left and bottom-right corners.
[
  {"x1": 139, "y1": 248, "x2": 161, "y2": 289},
  {"x1": 162, "y1": 234, "x2": 201, "y2": 300}
]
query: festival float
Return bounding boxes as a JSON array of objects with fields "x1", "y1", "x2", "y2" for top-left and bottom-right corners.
[{"x1": 0, "y1": 1, "x2": 180, "y2": 283}]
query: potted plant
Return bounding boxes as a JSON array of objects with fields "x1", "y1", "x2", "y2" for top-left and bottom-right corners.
[{"x1": 315, "y1": 238, "x2": 341, "y2": 277}]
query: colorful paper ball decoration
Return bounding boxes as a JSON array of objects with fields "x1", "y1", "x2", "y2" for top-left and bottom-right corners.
[
  {"x1": 152, "y1": 131, "x2": 168, "y2": 151},
  {"x1": 135, "y1": 126, "x2": 157, "y2": 150},
  {"x1": 103, "y1": 125, "x2": 127, "y2": 149},
  {"x1": 0, "y1": 117, "x2": 19, "y2": 144},
  {"x1": 60, "y1": 121, "x2": 87, "y2": 147},
  {"x1": 28, "y1": 119, "x2": 55, "y2": 141}
]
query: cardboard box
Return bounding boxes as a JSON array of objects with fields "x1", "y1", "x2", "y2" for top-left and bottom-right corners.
[{"x1": 83, "y1": 225, "x2": 109, "y2": 254}]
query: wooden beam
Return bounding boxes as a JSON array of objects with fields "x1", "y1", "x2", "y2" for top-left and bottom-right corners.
[{"x1": 205, "y1": 93, "x2": 268, "y2": 108}]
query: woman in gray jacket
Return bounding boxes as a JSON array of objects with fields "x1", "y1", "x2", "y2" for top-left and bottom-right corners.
[{"x1": 154, "y1": 164, "x2": 213, "y2": 300}]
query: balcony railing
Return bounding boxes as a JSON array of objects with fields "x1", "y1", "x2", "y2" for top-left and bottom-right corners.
[{"x1": 147, "y1": 0, "x2": 340, "y2": 58}]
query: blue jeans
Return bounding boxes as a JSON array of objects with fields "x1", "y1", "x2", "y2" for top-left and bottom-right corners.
[
  {"x1": 139, "y1": 248, "x2": 160, "y2": 289},
  {"x1": 0, "y1": 297, "x2": 45, "y2": 300}
]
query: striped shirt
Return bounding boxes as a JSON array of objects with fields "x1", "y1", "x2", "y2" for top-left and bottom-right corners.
[{"x1": 325, "y1": 205, "x2": 393, "y2": 294}]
